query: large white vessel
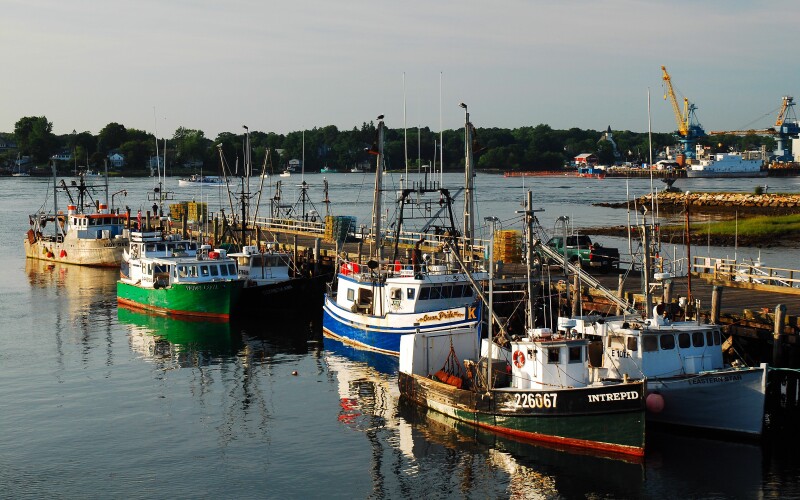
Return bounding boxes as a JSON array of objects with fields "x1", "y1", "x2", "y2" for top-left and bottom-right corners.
[{"x1": 686, "y1": 151, "x2": 766, "y2": 178}]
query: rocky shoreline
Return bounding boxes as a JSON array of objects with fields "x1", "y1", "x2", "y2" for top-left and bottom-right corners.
[
  {"x1": 588, "y1": 191, "x2": 800, "y2": 247},
  {"x1": 595, "y1": 191, "x2": 800, "y2": 216}
]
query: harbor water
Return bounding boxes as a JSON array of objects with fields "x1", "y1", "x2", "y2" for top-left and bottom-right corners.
[{"x1": 3, "y1": 173, "x2": 800, "y2": 498}]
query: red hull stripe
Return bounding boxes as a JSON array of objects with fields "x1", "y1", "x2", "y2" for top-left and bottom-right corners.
[
  {"x1": 117, "y1": 297, "x2": 230, "y2": 320},
  {"x1": 476, "y1": 421, "x2": 644, "y2": 458}
]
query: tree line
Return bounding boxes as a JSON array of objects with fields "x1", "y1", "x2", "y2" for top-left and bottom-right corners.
[{"x1": 2, "y1": 115, "x2": 778, "y2": 174}]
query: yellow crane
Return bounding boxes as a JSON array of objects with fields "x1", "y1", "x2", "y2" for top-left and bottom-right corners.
[
  {"x1": 661, "y1": 66, "x2": 705, "y2": 160},
  {"x1": 661, "y1": 65, "x2": 688, "y2": 136},
  {"x1": 776, "y1": 96, "x2": 794, "y2": 127}
]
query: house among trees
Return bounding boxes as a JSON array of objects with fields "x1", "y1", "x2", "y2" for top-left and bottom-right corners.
[
  {"x1": 108, "y1": 152, "x2": 125, "y2": 168},
  {"x1": 574, "y1": 153, "x2": 598, "y2": 167},
  {"x1": 0, "y1": 134, "x2": 16, "y2": 151},
  {"x1": 51, "y1": 151, "x2": 73, "y2": 162}
]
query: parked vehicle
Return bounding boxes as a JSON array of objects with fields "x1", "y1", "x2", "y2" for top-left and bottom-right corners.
[{"x1": 539, "y1": 235, "x2": 619, "y2": 272}]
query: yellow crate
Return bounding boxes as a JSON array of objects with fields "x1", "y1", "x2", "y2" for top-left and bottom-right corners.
[{"x1": 493, "y1": 229, "x2": 521, "y2": 263}]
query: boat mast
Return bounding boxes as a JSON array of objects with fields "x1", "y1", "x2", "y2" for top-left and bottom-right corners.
[
  {"x1": 485, "y1": 216, "x2": 497, "y2": 391},
  {"x1": 242, "y1": 126, "x2": 250, "y2": 247},
  {"x1": 460, "y1": 102, "x2": 474, "y2": 266},
  {"x1": 51, "y1": 160, "x2": 59, "y2": 238},
  {"x1": 370, "y1": 116, "x2": 385, "y2": 261}
]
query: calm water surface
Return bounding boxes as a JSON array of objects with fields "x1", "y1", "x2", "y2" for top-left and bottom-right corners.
[{"x1": 2, "y1": 174, "x2": 799, "y2": 498}]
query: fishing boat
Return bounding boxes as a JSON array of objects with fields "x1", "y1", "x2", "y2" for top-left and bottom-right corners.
[
  {"x1": 397, "y1": 194, "x2": 645, "y2": 458},
  {"x1": 117, "y1": 230, "x2": 244, "y2": 319},
  {"x1": 228, "y1": 244, "x2": 329, "y2": 313},
  {"x1": 398, "y1": 326, "x2": 646, "y2": 457},
  {"x1": 569, "y1": 307, "x2": 768, "y2": 436},
  {"x1": 279, "y1": 170, "x2": 291, "y2": 178},
  {"x1": 685, "y1": 151, "x2": 766, "y2": 178},
  {"x1": 322, "y1": 116, "x2": 486, "y2": 356},
  {"x1": 216, "y1": 127, "x2": 332, "y2": 315},
  {"x1": 177, "y1": 174, "x2": 226, "y2": 186},
  {"x1": 24, "y1": 166, "x2": 128, "y2": 267},
  {"x1": 555, "y1": 220, "x2": 768, "y2": 436}
]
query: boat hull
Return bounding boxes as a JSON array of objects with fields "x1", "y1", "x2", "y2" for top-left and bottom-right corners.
[
  {"x1": 322, "y1": 295, "x2": 481, "y2": 356},
  {"x1": 685, "y1": 170, "x2": 767, "y2": 178},
  {"x1": 238, "y1": 274, "x2": 329, "y2": 312},
  {"x1": 24, "y1": 237, "x2": 127, "y2": 267},
  {"x1": 645, "y1": 364, "x2": 767, "y2": 435},
  {"x1": 399, "y1": 372, "x2": 645, "y2": 457},
  {"x1": 117, "y1": 280, "x2": 244, "y2": 320}
]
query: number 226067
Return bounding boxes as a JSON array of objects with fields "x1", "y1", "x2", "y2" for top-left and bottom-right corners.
[{"x1": 514, "y1": 392, "x2": 557, "y2": 409}]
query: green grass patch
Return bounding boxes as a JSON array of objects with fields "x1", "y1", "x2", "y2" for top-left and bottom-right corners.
[{"x1": 695, "y1": 214, "x2": 800, "y2": 238}]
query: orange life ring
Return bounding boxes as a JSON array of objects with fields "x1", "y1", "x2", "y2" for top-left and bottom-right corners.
[{"x1": 513, "y1": 350, "x2": 525, "y2": 368}]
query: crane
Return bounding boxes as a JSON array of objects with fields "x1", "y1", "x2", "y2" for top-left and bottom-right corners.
[
  {"x1": 661, "y1": 66, "x2": 705, "y2": 161},
  {"x1": 709, "y1": 96, "x2": 799, "y2": 161}
]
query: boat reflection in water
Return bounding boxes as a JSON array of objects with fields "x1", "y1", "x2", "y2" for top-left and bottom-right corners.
[
  {"x1": 399, "y1": 401, "x2": 645, "y2": 497},
  {"x1": 119, "y1": 305, "x2": 321, "y2": 366},
  {"x1": 24, "y1": 259, "x2": 119, "y2": 336},
  {"x1": 118, "y1": 305, "x2": 241, "y2": 364},
  {"x1": 322, "y1": 336, "x2": 406, "y2": 436}
]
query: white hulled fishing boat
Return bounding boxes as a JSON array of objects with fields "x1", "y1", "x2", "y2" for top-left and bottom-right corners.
[{"x1": 24, "y1": 166, "x2": 128, "y2": 267}]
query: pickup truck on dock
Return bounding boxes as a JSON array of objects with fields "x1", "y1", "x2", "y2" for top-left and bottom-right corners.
[{"x1": 540, "y1": 235, "x2": 619, "y2": 273}]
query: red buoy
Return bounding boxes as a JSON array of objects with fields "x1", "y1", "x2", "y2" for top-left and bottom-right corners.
[{"x1": 646, "y1": 393, "x2": 665, "y2": 413}]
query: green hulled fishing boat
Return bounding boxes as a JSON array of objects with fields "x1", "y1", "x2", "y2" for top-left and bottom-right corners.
[{"x1": 117, "y1": 230, "x2": 244, "y2": 320}]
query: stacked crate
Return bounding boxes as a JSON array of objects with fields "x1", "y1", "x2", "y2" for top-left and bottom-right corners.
[
  {"x1": 187, "y1": 202, "x2": 208, "y2": 222},
  {"x1": 324, "y1": 215, "x2": 356, "y2": 243},
  {"x1": 493, "y1": 229, "x2": 521, "y2": 263},
  {"x1": 169, "y1": 202, "x2": 188, "y2": 222}
]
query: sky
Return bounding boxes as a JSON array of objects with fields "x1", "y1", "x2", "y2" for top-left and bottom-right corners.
[{"x1": 2, "y1": 0, "x2": 798, "y2": 140}]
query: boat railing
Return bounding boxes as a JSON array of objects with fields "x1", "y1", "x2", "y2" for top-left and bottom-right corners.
[
  {"x1": 249, "y1": 216, "x2": 327, "y2": 237},
  {"x1": 691, "y1": 255, "x2": 800, "y2": 288}
]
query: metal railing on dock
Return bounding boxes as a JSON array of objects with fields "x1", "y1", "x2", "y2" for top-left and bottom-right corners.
[{"x1": 691, "y1": 256, "x2": 800, "y2": 289}]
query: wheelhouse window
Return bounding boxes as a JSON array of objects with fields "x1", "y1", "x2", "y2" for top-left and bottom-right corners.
[
  {"x1": 347, "y1": 289, "x2": 355, "y2": 301},
  {"x1": 692, "y1": 331, "x2": 704, "y2": 347},
  {"x1": 642, "y1": 335, "x2": 658, "y2": 352},
  {"x1": 418, "y1": 287, "x2": 430, "y2": 300},
  {"x1": 607, "y1": 335, "x2": 624, "y2": 350},
  {"x1": 660, "y1": 334, "x2": 675, "y2": 350},
  {"x1": 210, "y1": 265, "x2": 219, "y2": 277},
  {"x1": 390, "y1": 288, "x2": 402, "y2": 300},
  {"x1": 200, "y1": 265, "x2": 210, "y2": 277},
  {"x1": 568, "y1": 346, "x2": 582, "y2": 363},
  {"x1": 547, "y1": 347, "x2": 560, "y2": 364},
  {"x1": 406, "y1": 288, "x2": 415, "y2": 300},
  {"x1": 678, "y1": 333, "x2": 691, "y2": 349},
  {"x1": 626, "y1": 337, "x2": 638, "y2": 351},
  {"x1": 440, "y1": 285, "x2": 452, "y2": 299},
  {"x1": 713, "y1": 331, "x2": 721, "y2": 345}
]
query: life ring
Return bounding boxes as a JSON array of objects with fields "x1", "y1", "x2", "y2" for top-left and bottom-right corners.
[{"x1": 513, "y1": 350, "x2": 525, "y2": 368}]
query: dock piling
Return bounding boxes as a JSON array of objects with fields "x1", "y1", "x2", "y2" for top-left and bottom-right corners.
[{"x1": 774, "y1": 304, "x2": 787, "y2": 367}]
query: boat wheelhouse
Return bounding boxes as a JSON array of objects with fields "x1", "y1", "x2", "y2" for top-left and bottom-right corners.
[{"x1": 324, "y1": 258, "x2": 482, "y2": 355}]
